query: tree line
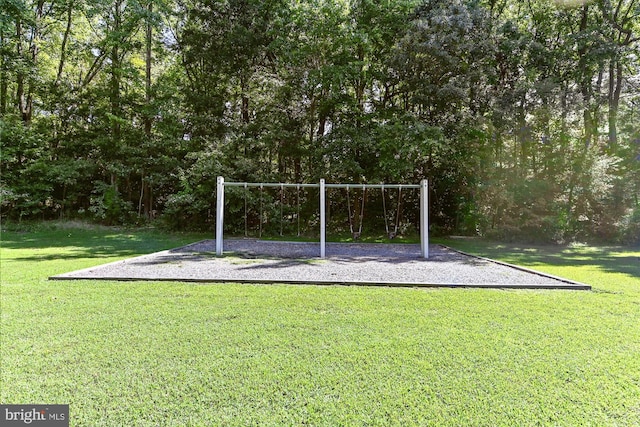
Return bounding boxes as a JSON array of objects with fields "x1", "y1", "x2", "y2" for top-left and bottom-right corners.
[{"x1": 1, "y1": 0, "x2": 639, "y2": 242}]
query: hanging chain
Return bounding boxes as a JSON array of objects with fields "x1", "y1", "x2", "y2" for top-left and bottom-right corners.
[
  {"x1": 394, "y1": 187, "x2": 403, "y2": 237},
  {"x1": 244, "y1": 183, "x2": 248, "y2": 237},
  {"x1": 381, "y1": 187, "x2": 389, "y2": 235},
  {"x1": 296, "y1": 184, "x2": 301, "y2": 237},
  {"x1": 280, "y1": 183, "x2": 284, "y2": 236},
  {"x1": 259, "y1": 184, "x2": 263, "y2": 238},
  {"x1": 346, "y1": 186, "x2": 354, "y2": 235},
  {"x1": 358, "y1": 186, "x2": 365, "y2": 235}
]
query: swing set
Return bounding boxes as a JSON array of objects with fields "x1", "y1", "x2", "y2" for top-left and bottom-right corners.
[
  {"x1": 345, "y1": 185, "x2": 365, "y2": 240},
  {"x1": 216, "y1": 177, "x2": 429, "y2": 259},
  {"x1": 343, "y1": 185, "x2": 402, "y2": 240},
  {"x1": 381, "y1": 186, "x2": 403, "y2": 240},
  {"x1": 240, "y1": 182, "x2": 310, "y2": 239}
]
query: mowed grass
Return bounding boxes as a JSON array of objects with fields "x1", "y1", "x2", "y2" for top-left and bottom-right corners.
[{"x1": 1, "y1": 224, "x2": 639, "y2": 426}]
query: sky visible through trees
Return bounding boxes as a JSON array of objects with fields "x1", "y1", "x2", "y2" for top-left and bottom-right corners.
[{"x1": 1, "y1": 0, "x2": 639, "y2": 242}]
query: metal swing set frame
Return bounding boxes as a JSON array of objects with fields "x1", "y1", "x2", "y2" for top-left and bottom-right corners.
[
  {"x1": 215, "y1": 176, "x2": 429, "y2": 259},
  {"x1": 241, "y1": 182, "x2": 303, "y2": 239}
]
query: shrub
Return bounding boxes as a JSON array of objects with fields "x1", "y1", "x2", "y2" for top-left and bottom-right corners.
[
  {"x1": 89, "y1": 183, "x2": 135, "y2": 225},
  {"x1": 618, "y1": 207, "x2": 640, "y2": 245}
]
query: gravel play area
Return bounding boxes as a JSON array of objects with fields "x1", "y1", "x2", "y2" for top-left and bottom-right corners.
[{"x1": 50, "y1": 239, "x2": 590, "y2": 289}]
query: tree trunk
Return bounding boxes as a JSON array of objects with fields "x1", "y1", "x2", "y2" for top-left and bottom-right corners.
[
  {"x1": 110, "y1": 50, "x2": 121, "y2": 139},
  {"x1": 241, "y1": 75, "x2": 250, "y2": 123},
  {"x1": 608, "y1": 59, "x2": 623, "y2": 146},
  {"x1": 0, "y1": 27, "x2": 7, "y2": 115},
  {"x1": 17, "y1": 0, "x2": 45, "y2": 124},
  {"x1": 577, "y1": 5, "x2": 594, "y2": 147},
  {"x1": 241, "y1": 94, "x2": 250, "y2": 123},
  {"x1": 16, "y1": 17, "x2": 28, "y2": 122},
  {"x1": 144, "y1": 2, "x2": 153, "y2": 136},
  {"x1": 55, "y1": 4, "x2": 73, "y2": 88},
  {"x1": 108, "y1": 1, "x2": 123, "y2": 201},
  {"x1": 142, "y1": 2, "x2": 153, "y2": 218},
  {"x1": 110, "y1": 0, "x2": 122, "y2": 139},
  {"x1": 138, "y1": 174, "x2": 143, "y2": 217}
]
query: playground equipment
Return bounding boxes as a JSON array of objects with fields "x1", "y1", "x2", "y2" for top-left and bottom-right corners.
[
  {"x1": 216, "y1": 177, "x2": 429, "y2": 259},
  {"x1": 238, "y1": 182, "x2": 308, "y2": 239},
  {"x1": 346, "y1": 185, "x2": 366, "y2": 240},
  {"x1": 381, "y1": 186, "x2": 402, "y2": 239}
]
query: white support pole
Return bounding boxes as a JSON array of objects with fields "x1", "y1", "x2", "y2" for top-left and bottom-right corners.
[
  {"x1": 420, "y1": 179, "x2": 429, "y2": 259},
  {"x1": 216, "y1": 176, "x2": 225, "y2": 256},
  {"x1": 320, "y1": 179, "x2": 326, "y2": 258}
]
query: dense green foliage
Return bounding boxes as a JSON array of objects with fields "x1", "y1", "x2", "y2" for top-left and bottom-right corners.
[
  {"x1": 1, "y1": 0, "x2": 639, "y2": 242},
  {"x1": 1, "y1": 224, "x2": 639, "y2": 425}
]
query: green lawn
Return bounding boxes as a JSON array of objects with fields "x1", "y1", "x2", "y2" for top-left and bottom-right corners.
[{"x1": 2, "y1": 224, "x2": 639, "y2": 426}]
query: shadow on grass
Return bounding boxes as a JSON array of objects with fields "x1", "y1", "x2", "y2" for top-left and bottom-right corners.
[
  {"x1": 2, "y1": 228, "x2": 207, "y2": 262},
  {"x1": 526, "y1": 252, "x2": 639, "y2": 279},
  {"x1": 439, "y1": 238, "x2": 640, "y2": 279},
  {"x1": 6, "y1": 227, "x2": 637, "y2": 279}
]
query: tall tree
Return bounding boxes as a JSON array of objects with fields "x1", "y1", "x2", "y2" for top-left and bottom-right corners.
[{"x1": 599, "y1": 0, "x2": 639, "y2": 146}]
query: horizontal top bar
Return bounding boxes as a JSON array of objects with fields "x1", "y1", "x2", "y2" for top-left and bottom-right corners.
[
  {"x1": 223, "y1": 182, "x2": 421, "y2": 189},
  {"x1": 325, "y1": 183, "x2": 420, "y2": 189},
  {"x1": 223, "y1": 182, "x2": 318, "y2": 188}
]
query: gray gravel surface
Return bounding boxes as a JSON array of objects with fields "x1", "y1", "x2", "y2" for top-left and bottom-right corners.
[{"x1": 51, "y1": 239, "x2": 589, "y2": 289}]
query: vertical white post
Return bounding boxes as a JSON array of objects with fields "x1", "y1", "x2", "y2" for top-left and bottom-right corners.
[
  {"x1": 320, "y1": 179, "x2": 326, "y2": 258},
  {"x1": 420, "y1": 179, "x2": 429, "y2": 259},
  {"x1": 216, "y1": 176, "x2": 224, "y2": 256}
]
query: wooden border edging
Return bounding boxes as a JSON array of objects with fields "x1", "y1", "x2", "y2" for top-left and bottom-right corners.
[{"x1": 437, "y1": 244, "x2": 592, "y2": 290}]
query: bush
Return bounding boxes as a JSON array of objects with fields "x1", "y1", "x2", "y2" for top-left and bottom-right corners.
[
  {"x1": 161, "y1": 191, "x2": 213, "y2": 231},
  {"x1": 619, "y1": 207, "x2": 640, "y2": 245},
  {"x1": 89, "y1": 183, "x2": 135, "y2": 225}
]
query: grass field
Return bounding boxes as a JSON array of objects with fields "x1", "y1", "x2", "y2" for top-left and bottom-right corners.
[{"x1": 1, "y1": 223, "x2": 639, "y2": 426}]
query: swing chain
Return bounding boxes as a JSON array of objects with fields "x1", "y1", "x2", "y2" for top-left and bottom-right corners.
[
  {"x1": 296, "y1": 184, "x2": 301, "y2": 237},
  {"x1": 346, "y1": 185, "x2": 354, "y2": 235},
  {"x1": 394, "y1": 186, "x2": 402, "y2": 238},
  {"x1": 358, "y1": 186, "x2": 365, "y2": 237},
  {"x1": 259, "y1": 184, "x2": 263, "y2": 238},
  {"x1": 347, "y1": 185, "x2": 365, "y2": 240},
  {"x1": 280, "y1": 183, "x2": 284, "y2": 237},
  {"x1": 382, "y1": 186, "x2": 389, "y2": 236},
  {"x1": 382, "y1": 185, "x2": 402, "y2": 239},
  {"x1": 244, "y1": 183, "x2": 248, "y2": 237}
]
